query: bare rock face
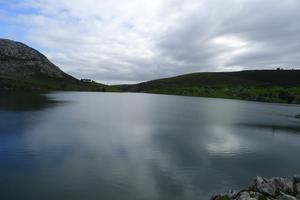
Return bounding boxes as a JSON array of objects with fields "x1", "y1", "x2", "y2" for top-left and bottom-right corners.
[
  {"x1": 236, "y1": 191, "x2": 268, "y2": 200},
  {"x1": 252, "y1": 177, "x2": 294, "y2": 196},
  {"x1": 277, "y1": 192, "x2": 297, "y2": 200},
  {"x1": 0, "y1": 39, "x2": 67, "y2": 79},
  {"x1": 294, "y1": 176, "x2": 300, "y2": 199}
]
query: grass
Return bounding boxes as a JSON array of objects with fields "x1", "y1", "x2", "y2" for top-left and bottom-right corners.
[
  {"x1": 0, "y1": 76, "x2": 107, "y2": 92},
  {"x1": 109, "y1": 70, "x2": 300, "y2": 104}
]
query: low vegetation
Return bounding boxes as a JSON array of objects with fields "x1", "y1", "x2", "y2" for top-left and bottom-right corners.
[
  {"x1": 0, "y1": 76, "x2": 107, "y2": 92},
  {"x1": 110, "y1": 70, "x2": 300, "y2": 104}
]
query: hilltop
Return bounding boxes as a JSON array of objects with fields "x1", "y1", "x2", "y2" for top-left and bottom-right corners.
[
  {"x1": 111, "y1": 70, "x2": 300, "y2": 104},
  {"x1": 0, "y1": 39, "x2": 105, "y2": 91},
  {"x1": 0, "y1": 39, "x2": 69, "y2": 79}
]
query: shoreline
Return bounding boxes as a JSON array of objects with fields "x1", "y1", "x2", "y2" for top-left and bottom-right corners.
[{"x1": 211, "y1": 176, "x2": 300, "y2": 200}]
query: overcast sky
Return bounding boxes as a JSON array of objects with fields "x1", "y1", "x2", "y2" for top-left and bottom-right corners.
[{"x1": 1, "y1": 0, "x2": 300, "y2": 84}]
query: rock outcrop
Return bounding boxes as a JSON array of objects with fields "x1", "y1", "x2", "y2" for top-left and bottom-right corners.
[
  {"x1": 211, "y1": 176, "x2": 300, "y2": 200},
  {"x1": 0, "y1": 39, "x2": 68, "y2": 79}
]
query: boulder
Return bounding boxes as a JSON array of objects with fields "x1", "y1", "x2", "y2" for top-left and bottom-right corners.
[
  {"x1": 236, "y1": 191, "x2": 254, "y2": 200},
  {"x1": 277, "y1": 192, "x2": 297, "y2": 200},
  {"x1": 211, "y1": 176, "x2": 300, "y2": 200},
  {"x1": 294, "y1": 183, "x2": 300, "y2": 198},
  {"x1": 210, "y1": 190, "x2": 238, "y2": 200},
  {"x1": 210, "y1": 194, "x2": 231, "y2": 200},
  {"x1": 293, "y1": 176, "x2": 300, "y2": 184},
  {"x1": 252, "y1": 177, "x2": 293, "y2": 196},
  {"x1": 236, "y1": 191, "x2": 270, "y2": 200}
]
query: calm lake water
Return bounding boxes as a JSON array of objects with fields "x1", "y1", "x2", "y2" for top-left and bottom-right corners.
[{"x1": 1, "y1": 92, "x2": 300, "y2": 200}]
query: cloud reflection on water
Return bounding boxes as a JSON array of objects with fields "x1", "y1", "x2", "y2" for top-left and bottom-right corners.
[
  {"x1": 205, "y1": 125, "x2": 243, "y2": 156},
  {"x1": 1, "y1": 92, "x2": 300, "y2": 200}
]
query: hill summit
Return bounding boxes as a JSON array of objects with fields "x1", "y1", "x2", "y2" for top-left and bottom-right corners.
[
  {"x1": 0, "y1": 39, "x2": 106, "y2": 91},
  {"x1": 0, "y1": 39, "x2": 68, "y2": 79}
]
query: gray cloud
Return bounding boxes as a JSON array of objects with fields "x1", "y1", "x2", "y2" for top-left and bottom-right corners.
[{"x1": 2, "y1": 0, "x2": 300, "y2": 84}]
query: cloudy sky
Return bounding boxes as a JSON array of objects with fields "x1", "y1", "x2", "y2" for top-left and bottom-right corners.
[{"x1": 0, "y1": 0, "x2": 300, "y2": 84}]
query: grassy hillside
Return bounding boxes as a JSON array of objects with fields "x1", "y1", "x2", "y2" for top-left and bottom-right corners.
[
  {"x1": 110, "y1": 70, "x2": 300, "y2": 104},
  {"x1": 2, "y1": 69, "x2": 300, "y2": 104},
  {"x1": 0, "y1": 75, "x2": 107, "y2": 92}
]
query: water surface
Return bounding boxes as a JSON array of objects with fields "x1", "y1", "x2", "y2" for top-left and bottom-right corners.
[{"x1": 1, "y1": 92, "x2": 300, "y2": 199}]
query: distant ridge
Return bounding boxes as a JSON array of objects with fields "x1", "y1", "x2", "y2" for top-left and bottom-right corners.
[
  {"x1": 116, "y1": 69, "x2": 300, "y2": 91},
  {"x1": 111, "y1": 69, "x2": 300, "y2": 104}
]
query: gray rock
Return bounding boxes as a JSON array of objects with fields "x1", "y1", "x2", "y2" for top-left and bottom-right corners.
[
  {"x1": 293, "y1": 175, "x2": 300, "y2": 184},
  {"x1": 252, "y1": 177, "x2": 275, "y2": 196},
  {"x1": 249, "y1": 191, "x2": 273, "y2": 200},
  {"x1": 252, "y1": 176, "x2": 293, "y2": 196},
  {"x1": 236, "y1": 191, "x2": 253, "y2": 200},
  {"x1": 0, "y1": 39, "x2": 67, "y2": 79},
  {"x1": 294, "y1": 183, "x2": 300, "y2": 196},
  {"x1": 271, "y1": 178, "x2": 294, "y2": 195},
  {"x1": 211, "y1": 190, "x2": 240, "y2": 200},
  {"x1": 227, "y1": 190, "x2": 239, "y2": 199},
  {"x1": 210, "y1": 194, "x2": 230, "y2": 200},
  {"x1": 236, "y1": 191, "x2": 266, "y2": 200},
  {"x1": 211, "y1": 176, "x2": 300, "y2": 200},
  {"x1": 277, "y1": 192, "x2": 297, "y2": 200}
]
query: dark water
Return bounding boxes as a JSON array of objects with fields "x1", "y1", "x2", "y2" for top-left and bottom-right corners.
[{"x1": 1, "y1": 92, "x2": 300, "y2": 200}]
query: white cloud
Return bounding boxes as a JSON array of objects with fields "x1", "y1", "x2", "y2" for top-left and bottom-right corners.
[{"x1": 3, "y1": 0, "x2": 300, "y2": 83}]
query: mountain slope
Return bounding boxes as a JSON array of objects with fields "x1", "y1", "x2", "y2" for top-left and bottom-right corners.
[
  {"x1": 0, "y1": 39, "x2": 105, "y2": 91},
  {"x1": 0, "y1": 39, "x2": 70, "y2": 79},
  {"x1": 112, "y1": 70, "x2": 300, "y2": 104}
]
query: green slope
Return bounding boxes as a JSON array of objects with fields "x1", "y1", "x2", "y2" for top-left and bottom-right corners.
[
  {"x1": 0, "y1": 75, "x2": 107, "y2": 92},
  {"x1": 110, "y1": 70, "x2": 300, "y2": 104}
]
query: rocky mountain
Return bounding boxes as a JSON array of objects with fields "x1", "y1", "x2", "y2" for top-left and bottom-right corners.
[
  {"x1": 0, "y1": 39, "x2": 106, "y2": 91},
  {"x1": 0, "y1": 39, "x2": 69, "y2": 79}
]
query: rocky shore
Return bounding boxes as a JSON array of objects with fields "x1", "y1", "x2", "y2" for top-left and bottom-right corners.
[{"x1": 211, "y1": 176, "x2": 300, "y2": 200}]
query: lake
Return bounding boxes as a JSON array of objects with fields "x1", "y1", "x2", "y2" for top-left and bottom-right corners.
[{"x1": 1, "y1": 92, "x2": 300, "y2": 200}]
